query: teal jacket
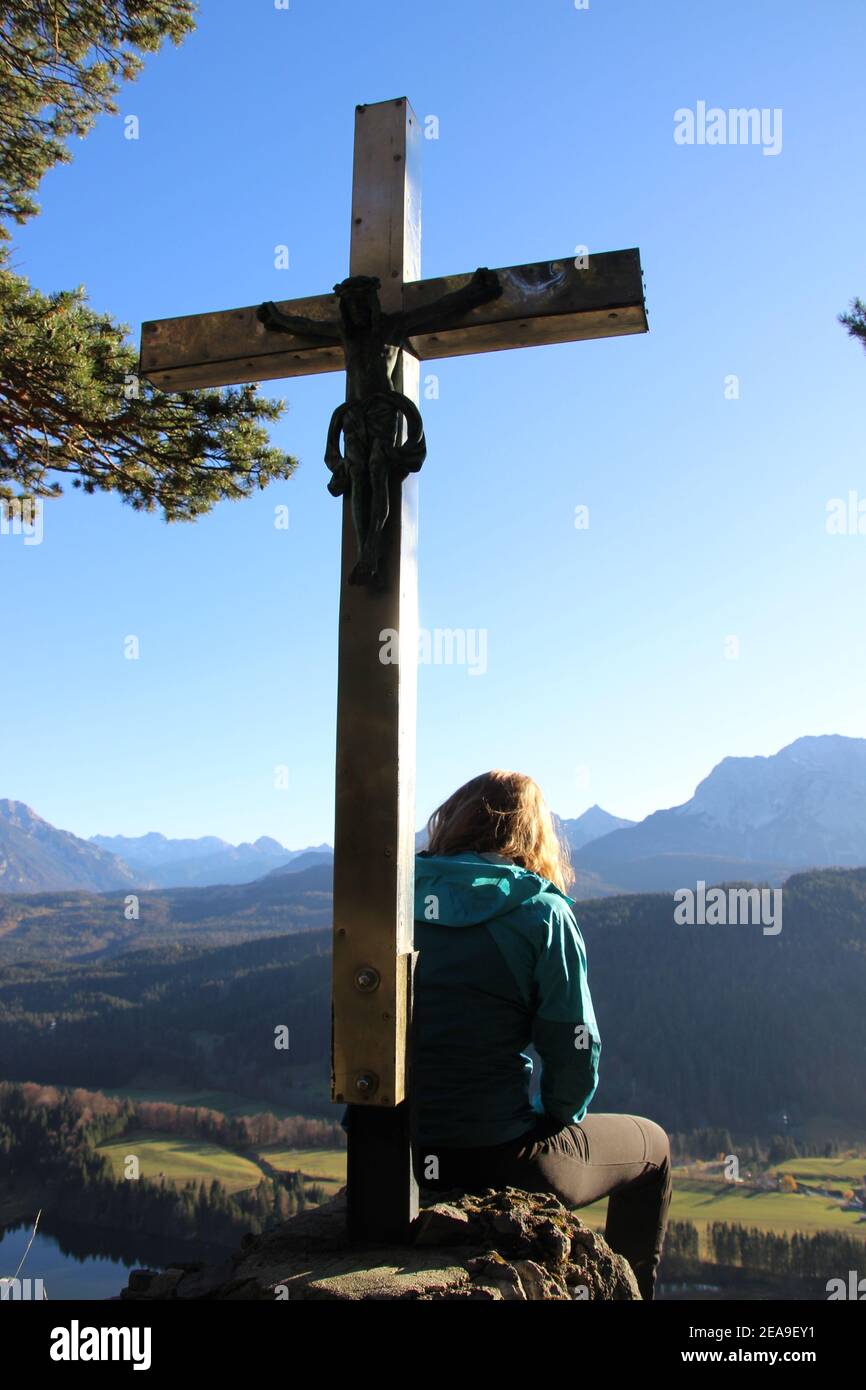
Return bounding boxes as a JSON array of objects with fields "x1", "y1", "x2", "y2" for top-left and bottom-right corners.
[{"x1": 413, "y1": 850, "x2": 601, "y2": 1149}]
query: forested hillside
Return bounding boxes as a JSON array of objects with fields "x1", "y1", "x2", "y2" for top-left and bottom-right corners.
[
  {"x1": 577, "y1": 867, "x2": 866, "y2": 1130},
  {"x1": 1, "y1": 867, "x2": 864, "y2": 1133},
  {"x1": 0, "y1": 864, "x2": 333, "y2": 963},
  {"x1": 0, "y1": 931, "x2": 332, "y2": 1111}
]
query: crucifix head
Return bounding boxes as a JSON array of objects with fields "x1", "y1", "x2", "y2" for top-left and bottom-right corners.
[{"x1": 333, "y1": 275, "x2": 383, "y2": 334}]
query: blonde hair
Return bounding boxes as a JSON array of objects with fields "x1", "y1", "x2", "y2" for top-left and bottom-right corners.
[{"x1": 425, "y1": 770, "x2": 574, "y2": 894}]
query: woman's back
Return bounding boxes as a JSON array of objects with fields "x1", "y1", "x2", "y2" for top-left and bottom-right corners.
[
  {"x1": 414, "y1": 849, "x2": 600, "y2": 1150},
  {"x1": 410, "y1": 771, "x2": 670, "y2": 1300}
]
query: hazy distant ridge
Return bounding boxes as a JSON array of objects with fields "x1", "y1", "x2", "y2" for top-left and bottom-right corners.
[{"x1": 4, "y1": 734, "x2": 866, "y2": 895}]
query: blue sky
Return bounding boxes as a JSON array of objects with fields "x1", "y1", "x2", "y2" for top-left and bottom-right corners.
[{"x1": 2, "y1": 0, "x2": 865, "y2": 847}]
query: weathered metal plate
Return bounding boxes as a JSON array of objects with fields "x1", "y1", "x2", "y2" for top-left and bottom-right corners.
[{"x1": 139, "y1": 250, "x2": 647, "y2": 390}]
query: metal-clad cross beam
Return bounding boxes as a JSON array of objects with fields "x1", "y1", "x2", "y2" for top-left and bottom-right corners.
[{"x1": 139, "y1": 96, "x2": 648, "y2": 1246}]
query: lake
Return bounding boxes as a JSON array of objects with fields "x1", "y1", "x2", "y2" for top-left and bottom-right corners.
[{"x1": 0, "y1": 1215, "x2": 229, "y2": 1301}]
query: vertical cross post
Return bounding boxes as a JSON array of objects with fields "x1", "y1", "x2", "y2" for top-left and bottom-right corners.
[{"x1": 331, "y1": 98, "x2": 421, "y2": 1243}]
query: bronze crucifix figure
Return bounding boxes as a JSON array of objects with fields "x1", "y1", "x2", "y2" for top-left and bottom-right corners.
[{"x1": 258, "y1": 268, "x2": 502, "y2": 587}]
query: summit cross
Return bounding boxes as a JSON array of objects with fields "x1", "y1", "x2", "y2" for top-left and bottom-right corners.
[{"x1": 140, "y1": 96, "x2": 648, "y2": 1243}]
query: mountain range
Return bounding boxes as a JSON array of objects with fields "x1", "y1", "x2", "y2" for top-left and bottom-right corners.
[
  {"x1": 89, "y1": 830, "x2": 330, "y2": 889},
  {"x1": 0, "y1": 801, "x2": 139, "y2": 894},
  {"x1": 556, "y1": 805, "x2": 635, "y2": 850},
  {"x1": 573, "y1": 735, "x2": 866, "y2": 891},
  {"x1": 2, "y1": 735, "x2": 865, "y2": 895}
]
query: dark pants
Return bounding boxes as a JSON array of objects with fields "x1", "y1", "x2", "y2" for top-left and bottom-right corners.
[{"x1": 421, "y1": 1113, "x2": 672, "y2": 1300}]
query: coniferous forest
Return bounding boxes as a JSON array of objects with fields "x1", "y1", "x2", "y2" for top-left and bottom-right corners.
[{"x1": 1, "y1": 867, "x2": 864, "y2": 1132}]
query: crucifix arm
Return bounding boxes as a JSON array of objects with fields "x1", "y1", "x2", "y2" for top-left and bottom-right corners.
[
  {"x1": 258, "y1": 301, "x2": 340, "y2": 342},
  {"x1": 390, "y1": 266, "x2": 503, "y2": 339}
]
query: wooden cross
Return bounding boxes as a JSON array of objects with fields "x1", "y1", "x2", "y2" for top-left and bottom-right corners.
[{"x1": 140, "y1": 97, "x2": 647, "y2": 1244}]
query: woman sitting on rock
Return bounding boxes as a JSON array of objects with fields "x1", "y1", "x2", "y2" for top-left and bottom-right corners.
[{"x1": 414, "y1": 769, "x2": 672, "y2": 1301}]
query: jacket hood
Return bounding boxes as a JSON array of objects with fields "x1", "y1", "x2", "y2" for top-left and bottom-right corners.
[{"x1": 414, "y1": 851, "x2": 573, "y2": 926}]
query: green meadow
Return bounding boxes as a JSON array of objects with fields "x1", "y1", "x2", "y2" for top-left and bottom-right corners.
[
  {"x1": 98, "y1": 1131, "x2": 266, "y2": 1195},
  {"x1": 95, "y1": 1085, "x2": 866, "y2": 1245},
  {"x1": 95, "y1": 1135, "x2": 866, "y2": 1249},
  {"x1": 259, "y1": 1146, "x2": 346, "y2": 1195},
  {"x1": 774, "y1": 1155, "x2": 866, "y2": 1187},
  {"x1": 94, "y1": 1128, "x2": 866, "y2": 1251},
  {"x1": 581, "y1": 1174, "x2": 866, "y2": 1244},
  {"x1": 670, "y1": 1178, "x2": 866, "y2": 1240},
  {"x1": 96, "y1": 1128, "x2": 348, "y2": 1199}
]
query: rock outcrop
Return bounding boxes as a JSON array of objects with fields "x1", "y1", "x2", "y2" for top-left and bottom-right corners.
[{"x1": 120, "y1": 1186, "x2": 640, "y2": 1301}]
